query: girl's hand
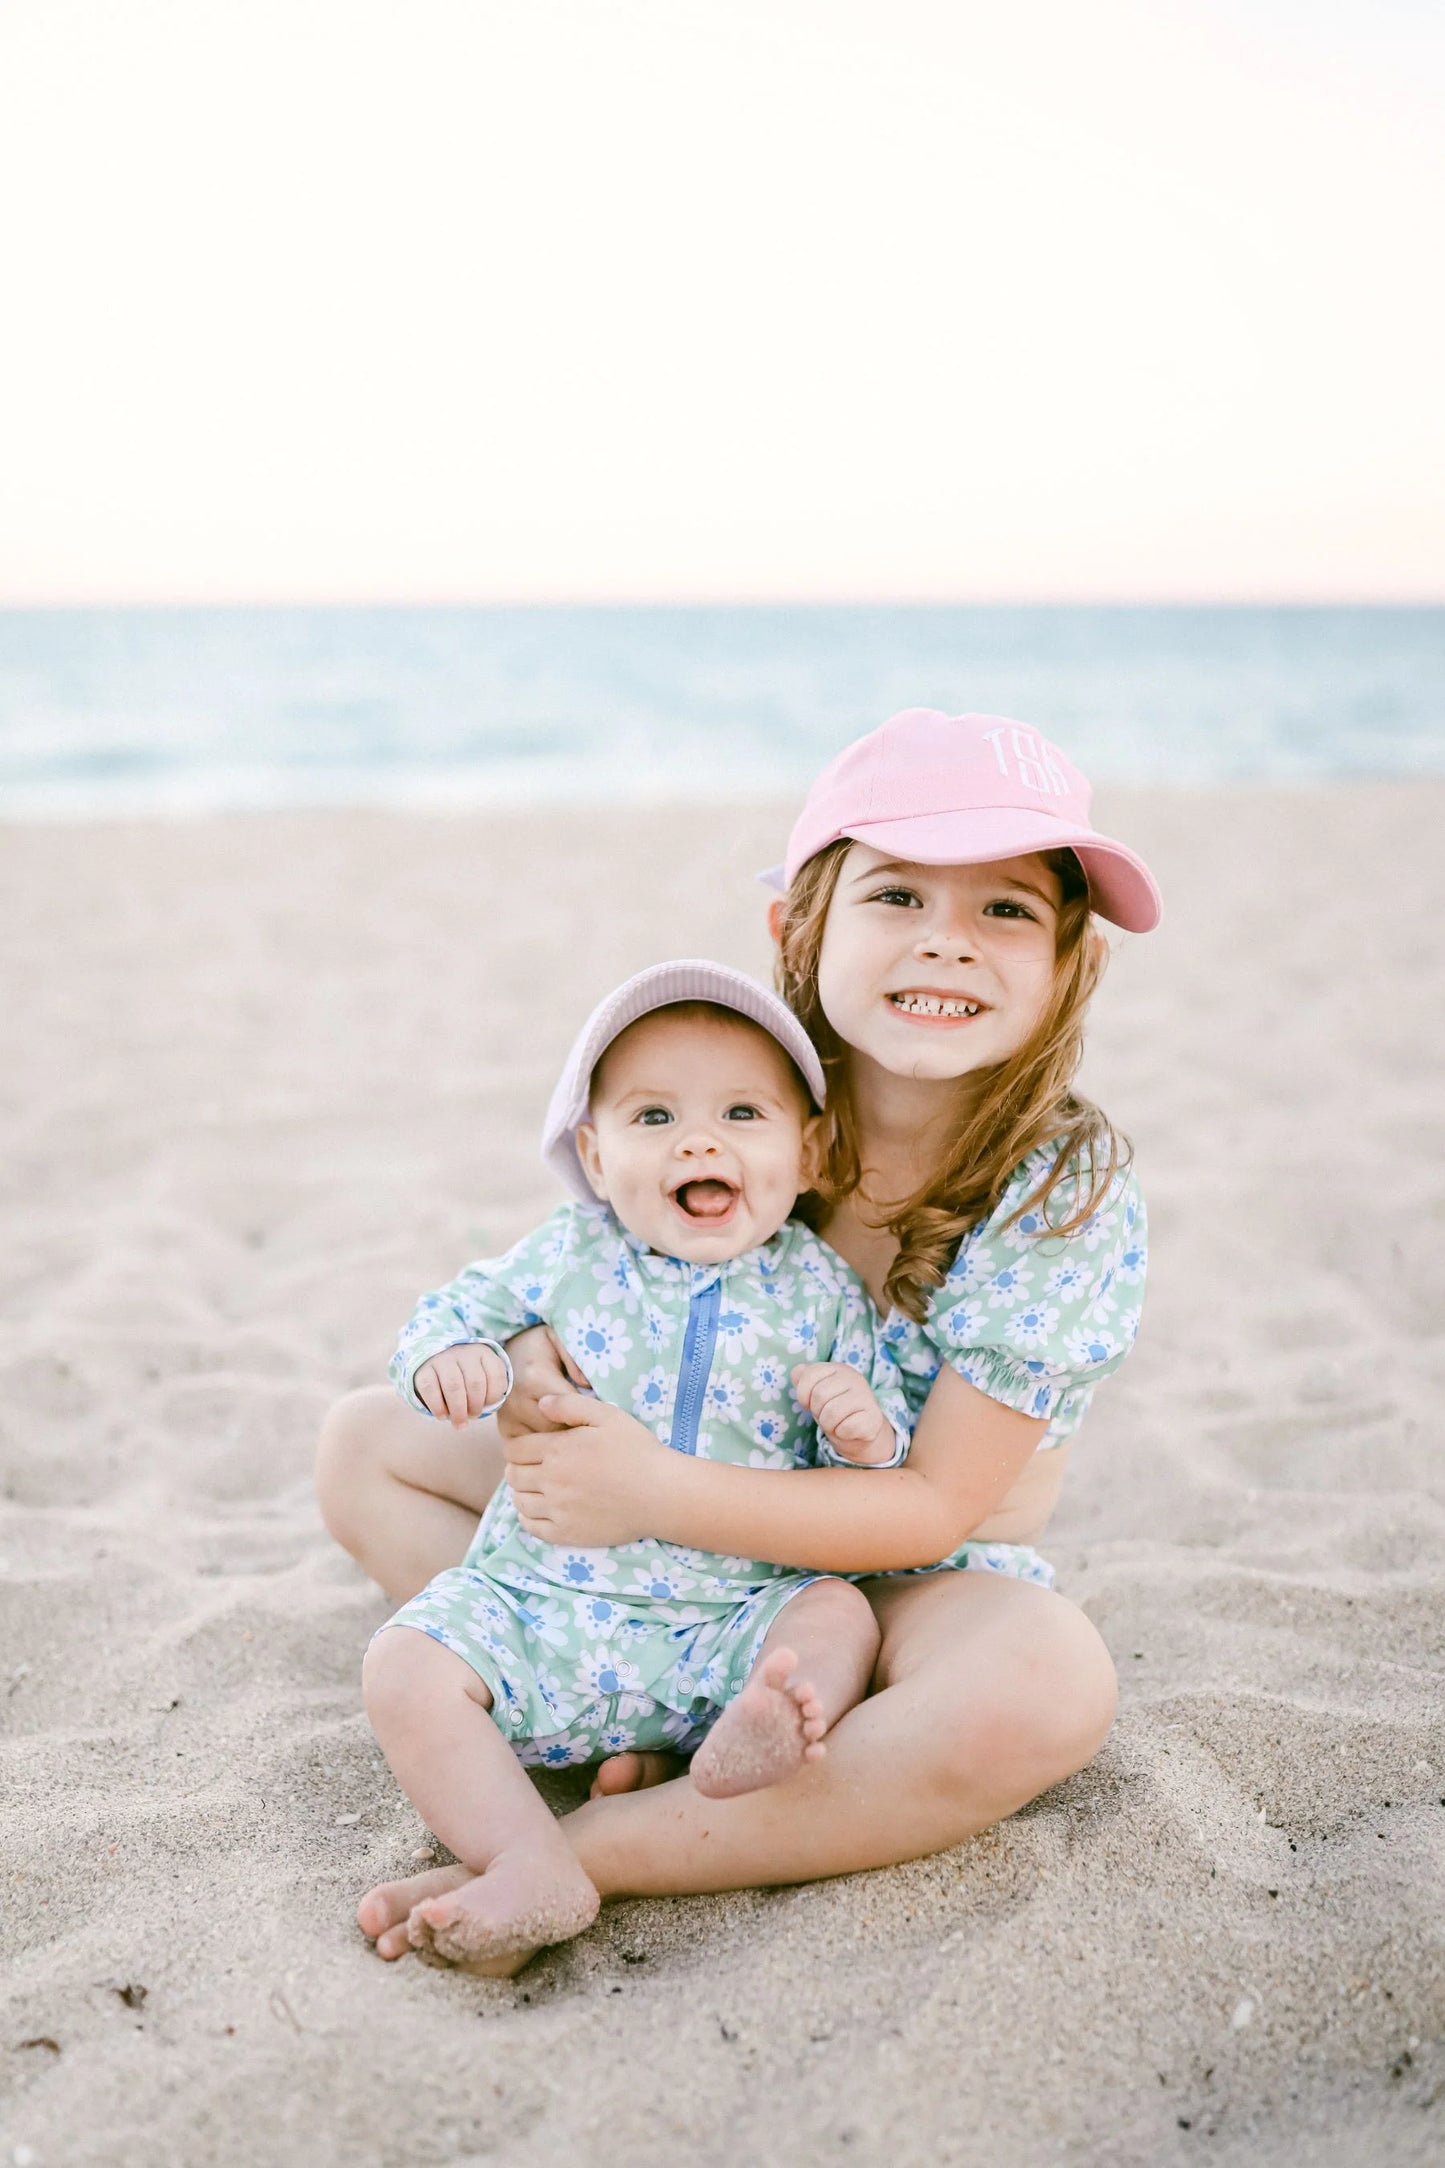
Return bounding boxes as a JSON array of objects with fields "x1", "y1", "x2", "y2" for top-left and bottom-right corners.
[
  {"x1": 495, "y1": 1325, "x2": 587, "y2": 1440},
  {"x1": 792, "y1": 1361, "x2": 897, "y2": 1465},
  {"x1": 505, "y1": 1391, "x2": 673, "y2": 1548},
  {"x1": 413, "y1": 1343, "x2": 510, "y2": 1428}
]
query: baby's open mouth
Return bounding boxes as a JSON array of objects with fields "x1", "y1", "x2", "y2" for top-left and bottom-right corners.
[{"x1": 672, "y1": 1179, "x2": 739, "y2": 1222}]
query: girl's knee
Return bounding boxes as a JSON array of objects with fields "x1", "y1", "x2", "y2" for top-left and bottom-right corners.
[
  {"x1": 315, "y1": 1385, "x2": 392, "y2": 1539},
  {"x1": 935, "y1": 1602, "x2": 1117, "y2": 1794}
]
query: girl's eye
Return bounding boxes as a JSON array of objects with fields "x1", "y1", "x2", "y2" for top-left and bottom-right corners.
[
  {"x1": 724, "y1": 1104, "x2": 760, "y2": 1121},
  {"x1": 870, "y1": 886, "x2": 921, "y2": 908},
  {"x1": 635, "y1": 1107, "x2": 673, "y2": 1126},
  {"x1": 983, "y1": 899, "x2": 1037, "y2": 921}
]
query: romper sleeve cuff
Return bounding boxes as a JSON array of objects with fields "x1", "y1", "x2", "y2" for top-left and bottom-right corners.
[
  {"x1": 398, "y1": 1336, "x2": 514, "y2": 1419},
  {"x1": 815, "y1": 1416, "x2": 910, "y2": 1471}
]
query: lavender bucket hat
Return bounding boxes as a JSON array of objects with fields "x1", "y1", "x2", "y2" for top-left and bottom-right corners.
[{"x1": 542, "y1": 959, "x2": 827, "y2": 1203}]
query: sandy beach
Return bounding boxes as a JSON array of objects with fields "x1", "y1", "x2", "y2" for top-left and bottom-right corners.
[{"x1": 2, "y1": 783, "x2": 1443, "y2": 2167}]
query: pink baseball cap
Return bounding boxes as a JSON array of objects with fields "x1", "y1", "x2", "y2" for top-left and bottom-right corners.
[
  {"x1": 764, "y1": 710, "x2": 1161, "y2": 933},
  {"x1": 542, "y1": 959, "x2": 827, "y2": 1203}
]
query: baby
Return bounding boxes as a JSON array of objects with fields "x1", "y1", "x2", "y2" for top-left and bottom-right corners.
[{"x1": 361, "y1": 960, "x2": 910, "y2": 1970}]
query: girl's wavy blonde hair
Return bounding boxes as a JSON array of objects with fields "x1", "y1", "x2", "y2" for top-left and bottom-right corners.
[{"x1": 776, "y1": 839, "x2": 1130, "y2": 1321}]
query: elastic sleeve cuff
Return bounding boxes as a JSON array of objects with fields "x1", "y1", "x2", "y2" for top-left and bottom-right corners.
[
  {"x1": 400, "y1": 1337, "x2": 514, "y2": 1419},
  {"x1": 947, "y1": 1345, "x2": 1062, "y2": 1423},
  {"x1": 816, "y1": 1420, "x2": 910, "y2": 1471}
]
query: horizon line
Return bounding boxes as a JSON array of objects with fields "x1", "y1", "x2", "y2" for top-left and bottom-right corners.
[{"x1": 1, "y1": 590, "x2": 1442, "y2": 612}]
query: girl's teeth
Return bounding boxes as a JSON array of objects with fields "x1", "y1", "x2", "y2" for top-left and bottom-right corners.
[{"x1": 891, "y1": 995, "x2": 981, "y2": 1017}]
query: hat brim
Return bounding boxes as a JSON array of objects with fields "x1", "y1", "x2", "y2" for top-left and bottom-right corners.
[
  {"x1": 765, "y1": 807, "x2": 1161, "y2": 932},
  {"x1": 541, "y1": 959, "x2": 828, "y2": 1204}
]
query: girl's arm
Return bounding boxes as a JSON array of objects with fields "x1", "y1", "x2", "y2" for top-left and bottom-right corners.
[{"x1": 506, "y1": 1365, "x2": 1047, "y2": 1573}]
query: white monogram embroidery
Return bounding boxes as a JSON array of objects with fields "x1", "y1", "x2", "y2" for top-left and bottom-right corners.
[{"x1": 982, "y1": 724, "x2": 1071, "y2": 798}]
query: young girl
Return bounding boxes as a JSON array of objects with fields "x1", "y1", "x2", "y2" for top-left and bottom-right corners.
[{"x1": 317, "y1": 706, "x2": 1160, "y2": 1977}]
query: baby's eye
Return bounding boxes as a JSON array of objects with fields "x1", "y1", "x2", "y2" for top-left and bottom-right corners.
[
  {"x1": 635, "y1": 1106, "x2": 673, "y2": 1126},
  {"x1": 724, "y1": 1104, "x2": 761, "y2": 1121},
  {"x1": 871, "y1": 885, "x2": 922, "y2": 908}
]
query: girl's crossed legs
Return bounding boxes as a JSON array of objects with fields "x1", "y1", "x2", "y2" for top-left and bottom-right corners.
[{"x1": 322, "y1": 1387, "x2": 1118, "y2": 1968}]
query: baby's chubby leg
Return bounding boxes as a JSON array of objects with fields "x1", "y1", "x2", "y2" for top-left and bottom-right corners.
[
  {"x1": 358, "y1": 1629, "x2": 598, "y2": 1973},
  {"x1": 691, "y1": 1577, "x2": 881, "y2": 1801}
]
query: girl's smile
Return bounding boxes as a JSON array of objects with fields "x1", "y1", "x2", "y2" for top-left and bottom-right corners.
[
  {"x1": 816, "y1": 843, "x2": 1062, "y2": 1091},
  {"x1": 885, "y1": 986, "x2": 990, "y2": 1025}
]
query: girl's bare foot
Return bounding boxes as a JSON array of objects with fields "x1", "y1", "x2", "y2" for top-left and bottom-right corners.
[
  {"x1": 588, "y1": 1750, "x2": 683, "y2": 1798},
  {"x1": 690, "y1": 1647, "x2": 827, "y2": 1799},
  {"x1": 358, "y1": 1862, "x2": 472, "y2": 1961},
  {"x1": 406, "y1": 1830, "x2": 600, "y2": 1974}
]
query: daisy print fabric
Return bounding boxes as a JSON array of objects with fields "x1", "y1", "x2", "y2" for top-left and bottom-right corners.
[
  {"x1": 887, "y1": 1143, "x2": 1147, "y2": 1452},
  {"x1": 388, "y1": 1200, "x2": 912, "y2": 1611},
  {"x1": 380, "y1": 1200, "x2": 911, "y2": 1762}
]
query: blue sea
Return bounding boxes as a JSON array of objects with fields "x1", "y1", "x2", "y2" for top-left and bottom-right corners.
[{"x1": 0, "y1": 605, "x2": 1440, "y2": 818}]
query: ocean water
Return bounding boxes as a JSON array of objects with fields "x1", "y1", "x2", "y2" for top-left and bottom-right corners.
[{"x1": 0, "y1": 605, "x2": 1440, "y2": 818}]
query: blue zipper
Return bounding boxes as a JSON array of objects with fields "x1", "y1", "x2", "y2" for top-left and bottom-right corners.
[{"x1": 669, "y1": 1276, "x2": 722, "y2": 1456}]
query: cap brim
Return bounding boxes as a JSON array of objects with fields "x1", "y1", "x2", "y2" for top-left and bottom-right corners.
[{"x1": 830, "y1": 809, "x2": 1161, "y2": 932}]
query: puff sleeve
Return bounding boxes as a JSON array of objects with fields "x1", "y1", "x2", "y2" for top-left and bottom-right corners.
[{"x1": 920, "y1": 1149, "x2": 1147, "y2": 1439}]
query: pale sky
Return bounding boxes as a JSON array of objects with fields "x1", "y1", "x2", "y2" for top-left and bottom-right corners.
[{"x1": 1, "y1": 0, "x2": 1441, "y2": 603}]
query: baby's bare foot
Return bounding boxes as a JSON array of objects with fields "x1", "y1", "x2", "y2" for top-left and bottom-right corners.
[
  {"x1": 588, "y1": 1750, "x2": 683, "y2": 1799},
  {"x1": 358, "y1": 1862, "x2": 472, "y2": 1961},
  {"x1": 690, "y1": 1647, "x2": 828, "y2": 1799},
  {"x1": 407, "y1": 1832, "x2": 599, "y2": 1975}
]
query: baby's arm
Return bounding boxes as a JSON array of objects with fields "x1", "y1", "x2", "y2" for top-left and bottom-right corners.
[
  {"x1": 793, "y1": 1273, "x2": 912, "y2": 1468},
  {"x1": 791, "y1": 1362, "x2": 900, "y2": 1466},
  {"x1": 390, "y1": 1208, "x2": 574, "y2": 1425}
]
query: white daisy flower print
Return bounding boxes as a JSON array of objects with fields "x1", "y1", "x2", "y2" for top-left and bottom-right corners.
[
  {"x1": 1115, "y1": 1238, "x2": 1147, "y2": 1285},
  {"x1": 701, "y1": 1370, "x2": 747, "y2": 1423},
  {"x1": 1005, "y1": 1301, "x2": 1061, "y2": 1351},
  {"x1": 576, "y1": 1593, "x2": 629, "y2": 1640},
  {"x1": 512, "y1": 1595, "x2": 571, "y2": 1651},
  {"x1": 940, "y1": 1296, "x2": 985, "y2": 1344},
  {"x1": 751, "y1": 1354, "x2": 788, "y2": 1402},
  {"x1": 641, "y1": 1304, "x2": 676, "y2": 1353},
  {"x1": 750, "y1": 1408, "x2": 791, "y2": 1454},
  {"x1": 533, "y1": 1668, "x2": 581, "y2": 1723},
  {"x1": 786, "y1": 1313, "x2": 821, "y2": 1357},
  {"x1": 1043, "y1": 1258, "x2": 1092, "y2": 1304},
  {"x1": 1000, "y1": 1206, "x2": 1050, "y2": 1253},
  {"x1": 535, "y1": 1734, "x2": 592, "y2": 1768},
  {"x1": 576, "y1": 1647, "x2": 645, "y2": 1699},
  {"x1": 1065, "y1": 1324, "x2": 1119, "y2": 1368},
  {"x1": 632, "y1": 1366, "x2": 673, "y2": 1423},
  {"x1": 564, "y1": 1305, "x2": 633, "y2": 1378},
  {"x1": 714, "y1": 1302, "x2": 762, "y2": 1358},
  {"x1": 593, "y1": 1246, "x2": 642, "y2": 1312},
  {"x1": 1117, "y1": 1303, "x2": 1143, "y2": 1347},
  {"x1": 556, "y1": 1549, "x2": 618, "y2": 1590},
  {"x1": 634, "y1": 1566, "x2": 691, "y2": 1604},
  {"x1": 1076, "y1": 1204, "x2": 1119, "y2": 1253},
  {"x1": 984, "y1": 1262, "x2": 1033, "y2": 1310}
]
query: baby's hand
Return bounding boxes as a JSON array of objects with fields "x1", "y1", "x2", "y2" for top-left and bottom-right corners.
[
  {"x1": 791, "y1": 1362, "x2": 898, "y2": 1466},
  {"x1": 413, "y1": 1343, "x2": 510, "y2": 1428}
]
